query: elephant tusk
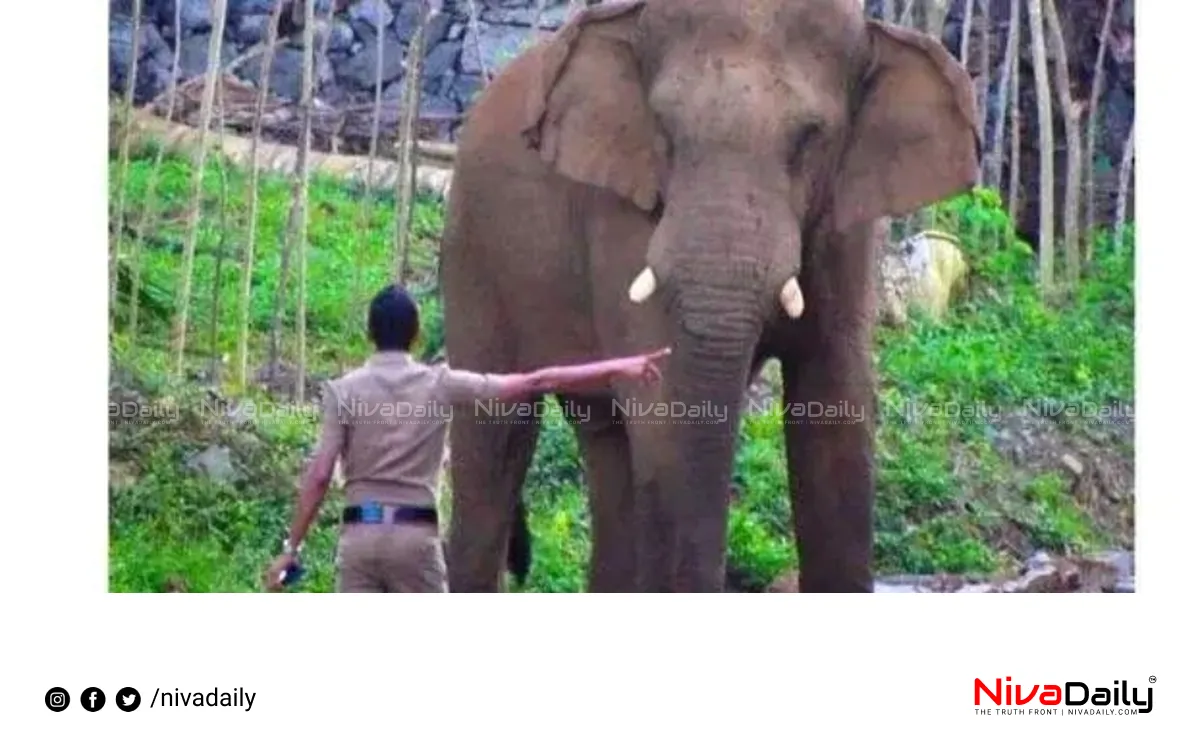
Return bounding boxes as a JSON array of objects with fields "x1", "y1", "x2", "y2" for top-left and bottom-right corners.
[
  {"x1": 780, "y1": 277, "x2": 805, "y2": 318},
  {"x1": 628, "y1": 267, "x2": 657, "y2": 303}
]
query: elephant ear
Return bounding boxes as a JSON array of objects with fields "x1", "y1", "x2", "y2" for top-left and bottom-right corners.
[
  {"x1": 522, "y1": 0, "x2": 660, "y2": 212},
  {"x1": 833, "y1": 20, "x2": 981, "y2": 231}
]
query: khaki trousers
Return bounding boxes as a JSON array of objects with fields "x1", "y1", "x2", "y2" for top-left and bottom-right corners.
[{"x1": 335, "y1": 522, "x2": 448, "y2": 592}]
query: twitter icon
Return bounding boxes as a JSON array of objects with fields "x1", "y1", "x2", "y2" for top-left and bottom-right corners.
[{"x1": 116, "y1": 687, "x2": 141, "y2": 712}]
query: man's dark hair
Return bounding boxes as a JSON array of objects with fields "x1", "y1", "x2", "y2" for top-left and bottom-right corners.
[{"x1": 368, "y1": 284, "x2": 420, "y2": 352}]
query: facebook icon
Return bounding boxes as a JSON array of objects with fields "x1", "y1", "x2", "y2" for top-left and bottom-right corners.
[{"x1": 81, "y1": 687, "x2": 106, "y2": 712}]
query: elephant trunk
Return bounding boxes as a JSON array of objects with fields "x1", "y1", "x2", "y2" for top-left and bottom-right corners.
[
  {"x1": 625, "y1": 162, "x2": 803, "y2": 589},
  {"x1": 654, "y1": 278, "x2": 758, "y2": 591}
]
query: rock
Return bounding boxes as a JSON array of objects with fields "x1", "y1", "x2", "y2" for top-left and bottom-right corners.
[
  {"x1": 395, "y1": 7, "x2": 454, "y2": 47},
  {"x1": 877, "y1": 229, "x2": 969, "y2": 327},
  {"x1": 1066, "y1": 555, "x2": 1121, "y2": 593},
  {"x1": 1094, "y1": 549, "x2": 1134, "y2": 579},
  {"x1": 236, "y1": 46, "x2": 335, "y2": 101},
  {"x1": 230, "y1": 13, "x2": 271, "y2": 44},
  {"x1": 349, "y1": 0, "x2": 393, "y2": 29},
  {"x1": 178, "y1": 32, "x2": 239, "y2": 80},
  {"x1": 482, "y1": 5, "x2": 572, "y2": 29},
  {"x1": 873, "y1": 580, "x2": 926, "y2": 593},
  {"x1": 1060, "y1": 453, "x2": 1086, "y2": 478},
  {"x1": 109, "y1": 15, "x2": 172, "y2": 95},
  {"x1": 323, "y1": 20, "x2": 357, "y2": 52},
  {"x1": 1000, "y1": 563, "x2": 1059, "y2": 593},
  {"x1": 423, "y1": 40, "x2": 461, "y2": 81},
  {"x1": 1024, "y1": 550, "x2": 1055, "y2": 573},
  {"x1": 448, "y1": 73, "x2": 483, "y2": 109},
  {"x1": 228, "y1": 0, "x2": 279, "y2": 17},
  {"x1": 334, "y1": 31, "x2": 408, "y2": 89},
  {"x1": 109, "y1": 461, "x2": 140, "y2": 490},
  {"x1": 187, "y1": 445, "x2": 237, "y2": 484},
  {"x1": 955, "y1": 583, "x2": 999, "y2": 593},
  {"x1": 156, "y1": 0, "x2": 214, "y2": 34},
  {"x1": 419, "y1": 93, "x2": 460, "y2": 138},
  {"x1": 460, "y1": 22, "x2": 539, "y2": 76},
  {"x1": 136, "y1": 63, "x2": 176, "y2": 103}
]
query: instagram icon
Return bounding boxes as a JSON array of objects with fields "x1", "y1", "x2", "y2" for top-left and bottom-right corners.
[{"x1": 45, "y1": 687, "x2": 70, "y2": 712}]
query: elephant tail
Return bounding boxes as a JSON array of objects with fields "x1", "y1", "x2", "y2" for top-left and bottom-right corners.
[{"x1": 507, "y1": 498, "x2": 532, "y2": 587}]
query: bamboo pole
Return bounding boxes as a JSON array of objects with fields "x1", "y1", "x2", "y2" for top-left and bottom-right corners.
[
  {"x1": 208, "y1": 74, "x2": 232, "y2": 377},
  {"x1": 129, "y1": 0, "x2": 183, "y2": 345},
  {"x1": 110, "y1": 0, "x2": 144, "y2": 333},
  {"x1": 234, "y1": 0, "x2": 287, "y2": 391},
  {"x1": 171, "y1": 0, "x2": 230, "y2": 378},
  {"x1": 395, "y1": 1, "x2": 431, "y2": 283},
  {"x1": 291, "y1": 0, "x2": 317, "y2": 402}
]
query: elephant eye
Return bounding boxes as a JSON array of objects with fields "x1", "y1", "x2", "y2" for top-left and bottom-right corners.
[{"x1": 788, "y1": 123, "x2": 821, "y2": 169}]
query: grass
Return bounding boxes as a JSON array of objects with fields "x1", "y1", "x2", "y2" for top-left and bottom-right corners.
[{"x1": 108, "y1": 147, "x2": 1135, "y2": 592}]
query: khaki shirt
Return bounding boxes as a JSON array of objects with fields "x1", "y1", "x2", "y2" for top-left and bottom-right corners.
[{"x1": 319, "y1": 352, "x2": 504, "y2": 506}]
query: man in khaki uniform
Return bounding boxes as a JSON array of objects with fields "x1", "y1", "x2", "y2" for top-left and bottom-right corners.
[{"x1": 265, "y1": 284, "x2": 668, "y2": 592}]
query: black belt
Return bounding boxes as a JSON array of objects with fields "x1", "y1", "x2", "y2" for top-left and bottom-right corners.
[{"x1": 342, "y1": 502, "x2": 438, "y2": 526}]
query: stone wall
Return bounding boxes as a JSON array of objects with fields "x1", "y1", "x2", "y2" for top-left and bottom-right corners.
[
  {"x1": 110, "y1": 0, "x2": 1135, "y2": 240},
  {"x1": 109, "y1": 1, "x2": 588, "y2": 141}
]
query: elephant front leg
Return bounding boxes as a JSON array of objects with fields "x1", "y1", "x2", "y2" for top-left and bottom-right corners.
[
  {"x1": 782, "y1": 344, "x2": 876, "y2": 593},
  {"x1": 446, "y1": 406, "x2": 541, "y2": 592},
  {"x1": 561, "y1": 394, "x2": 639, "y2": 592}
]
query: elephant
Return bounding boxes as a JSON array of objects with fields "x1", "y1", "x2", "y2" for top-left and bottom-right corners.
[{"x1": 439, "y1": 0, "x2": 980, "y2": 592}]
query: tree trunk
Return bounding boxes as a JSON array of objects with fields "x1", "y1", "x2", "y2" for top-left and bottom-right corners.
[
  {"x1": 977, "y1": 0, "x2": 991, "y2": 145},
  {"x1": 1007, "y1": 4, "x2": 1022, "y2": 225},
  {"x1": 1026, "y1": 0, "x2": 1056, "y2": 298},
  {"x1": 171, "y1": 0, "x2": 230, "y2": 378},
  {"x1": 130, "y1": 0, "x2": 182, "y2": 345},
  {"x1": 921, "y1": 0, "x2": 951, "y2": 35},
  {"x1": 975, "y1": 0, "x2": 991, "y2": 246},
  {"x1": 235, "y1": 0, "x2": 287, "y2": 391},
  {"x1": 110, "y1": 0, "x2": 143, "y2": 333},
  {"x1": 291, "y1": 0, "x2": 317, "y2": 403},
  {"x1": 395, "y1": 1, "x2": 430, "y2": 283},
  {"x1": 959, "y1": 0, "x2": 975, "y2": 63},
  {"x1": 1084, "y1": 0, "x2": 1116, "y2": 262},
  {"x1": 988, "y1": 0, "x2": 1019, "y2": 190},
  {"x1": 1045, "y1": 0, "x2": 1082, "y2": 288},
  {"x1": 1113, "y1": 116, "x2": 1135, "y2": 239}
]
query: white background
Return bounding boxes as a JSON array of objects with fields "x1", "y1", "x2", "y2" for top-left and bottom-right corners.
[{"x1": 0, "y1": 1, "x2": 1194, "y2": 740}]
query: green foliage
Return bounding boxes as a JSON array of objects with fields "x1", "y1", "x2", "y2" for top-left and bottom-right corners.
[
  {"x1": 109, "y1": 145, "x2": 1133, "y2": 592},
  {"x1": 110, "y1": 146, "x2": 444, "y2": 373}
]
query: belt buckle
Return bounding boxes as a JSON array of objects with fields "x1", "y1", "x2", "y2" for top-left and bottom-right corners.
[{"x1": 360, "y1": 501, "x2": 384, "y2": 524}]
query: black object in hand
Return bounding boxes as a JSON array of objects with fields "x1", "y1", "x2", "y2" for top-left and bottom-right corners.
[{"x1": 279, "y1": 561, "x2": 305, "y2": 587}]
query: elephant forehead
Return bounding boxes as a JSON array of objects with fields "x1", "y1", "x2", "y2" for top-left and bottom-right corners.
[{"x1": 743, "y1": 0, "x2": 781, "y2": 35}]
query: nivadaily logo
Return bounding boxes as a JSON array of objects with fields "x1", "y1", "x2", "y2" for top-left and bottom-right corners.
[{"x1": 974, "y1": 676, "x2": 1154, "y2": 715}]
